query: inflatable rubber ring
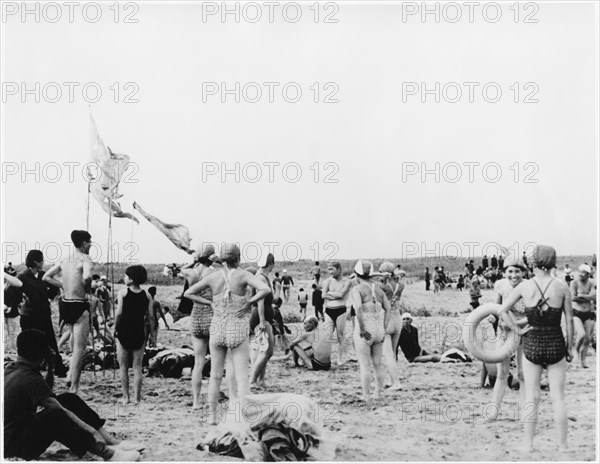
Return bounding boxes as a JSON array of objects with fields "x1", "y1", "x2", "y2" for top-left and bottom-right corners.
[{"x1": 463, "y1": 303, "x2": 520, "y2": 363}]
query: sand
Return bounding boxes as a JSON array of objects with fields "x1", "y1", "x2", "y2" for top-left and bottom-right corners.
[{"x1": 5, "y1": 279, "x2": 597, "y2": 462}]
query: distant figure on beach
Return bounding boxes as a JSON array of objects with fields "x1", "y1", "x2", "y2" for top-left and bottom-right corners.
[
  {"x1": 281, "y1": 270, "x2": 294, "y2": 302},
  {"x1": 311, "y1": 261, "x2": 321, "y2": 285},
  {"x1": 571, "y1": 264, "x2": 596, "y2": 368},
  {"x1": 311, "y1": 284, "x2": 324, "y2": 321},
  {"x1": 424, "y1": 267, "x2": 431, "y2": 291},
  {"x1": 43, "y1": 230, "x2": 93, "y2": 393},
  {"x1": 298, "y1": 288, "x2": 308, "y2": 321},
  {"x1": 146, "y1": 286, "x2": 169, "y2": 347}
]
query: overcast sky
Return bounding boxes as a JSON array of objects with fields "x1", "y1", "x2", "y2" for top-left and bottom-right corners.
[{"x1": 2, "y1": 1, "x2": 598, "y2": 265}]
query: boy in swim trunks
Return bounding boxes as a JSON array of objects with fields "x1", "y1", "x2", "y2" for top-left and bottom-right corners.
[
  {"x1": 286, "y1": 316, "x2": 332, "y2": 371},
  {"x1": 44, "y1": 230, "x2": 94, "y2": 394}
]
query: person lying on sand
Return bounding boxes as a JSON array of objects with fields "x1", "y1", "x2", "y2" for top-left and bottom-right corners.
[
  {"x1": 284, "y1": 316, "x2": 332, "y2": 371},
  {"x1": 4, "y1": 329, "x2": 143, "y2": 461}
]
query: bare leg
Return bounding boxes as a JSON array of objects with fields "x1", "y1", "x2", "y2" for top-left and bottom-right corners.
[
  {"x1": 486, "y1": 356, "x2": 511, "y2": 422},
  {"x1": 250, "y1": 325, "x2": 274, "y2": 387},
  {"x1": 231, "y1": 339, "x2": 250, "y2": 399},
  {"x1": 547, "y1": 359, "x2": 568, "y2": 450},
  {"x1": 371, "y1": 341, "x2": 385, "y2": 399},
  {"x1": 132, "y1": 346, "x2": 144, "y2": 404},
  {"x1": 522, "y1": 357, "x2": 542, "y2": 451},
  {"x1": 572, "y1": 317, "x2": 585, "y2": 366},
  {"x1": 207, "y1": 342, "x2": 227, "y2": 425},
  {"x1": 517, "y1": 346, "x2": 526, "y2": 406},
  {"x1": 191, "y1": 337, "x2": 208, "y2": 409},
  {"x1": 382, "y1": 333, "x2": 401, "y2": 389},
  {"x1": 225, "y1": 351, "x2": 237, "y2": 400},
  {"x1": 580, "y1": 319, "x2": 594, "y2": 368},
  {"x1": 335, "y1": 313, "x2": 347, "y2": 365},
  {"x1": 69, "y1": 312, "x2": 90, "y2": 393},
  {"x1": 353, "y1": 332, "x2": 372, "y2": 401},
  {"x1": 292, "y1": 345, "x2": 313, "y2": 368},
  {"x1": 58, "y1": 326, "x2": 71, "y2": 352},
  {"x1": 116, "y1": 341, "x2": 130, "y2": 405}
]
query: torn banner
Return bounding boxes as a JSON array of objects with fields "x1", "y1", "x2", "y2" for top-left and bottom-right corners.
[{"x1": 133, "y1": 201, "x2": 192, "y2": 253}]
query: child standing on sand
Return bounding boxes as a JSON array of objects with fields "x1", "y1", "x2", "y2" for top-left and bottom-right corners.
[{"x1": 115, "y1": 265, "x2": 152, "y2": 405}]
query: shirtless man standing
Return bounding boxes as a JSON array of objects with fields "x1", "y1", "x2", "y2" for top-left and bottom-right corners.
[
  {"x1": 322, "y1": 262, "x2": 351, "y2": 365},
  {"x1": 44, "y1": 230, "x2": 93, "y2": 393},
  {"x1": 571, "y1": 264, "x2": 597, "y2": 368}
]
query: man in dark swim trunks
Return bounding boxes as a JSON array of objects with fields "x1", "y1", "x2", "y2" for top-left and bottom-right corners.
[
  {"x1": 322, "y1": 262, "x2": 352, "y2": 365},
  {"x1": 571, "y1": 264, "x2": 596, "y2": 368},
  {"x1": 286, "y1": 317, "x2": 332, "y2": 371},
  {"x1": 44, "y1": 230, "x2": 94, "y2": 393}
]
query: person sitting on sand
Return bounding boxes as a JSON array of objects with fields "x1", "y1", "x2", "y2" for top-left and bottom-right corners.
[
  {"x1": 114, "y1": 265, "x2": 152, "y2": 405},
  {"x1": 286, "y1": 316, "x2": 332, "y2": 371},
  {"x1": 4, "y1": 329, "x2": 143, "y2": 461},
  {"x1": 397, "y1": 313, "x2": 441, "y2": 363}
]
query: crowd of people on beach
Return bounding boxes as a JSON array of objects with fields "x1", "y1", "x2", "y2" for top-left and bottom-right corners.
[{"x1": 2, "y1": 231, "x2": 597, "y2": 460}]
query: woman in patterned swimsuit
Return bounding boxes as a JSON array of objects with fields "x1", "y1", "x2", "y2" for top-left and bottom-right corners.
[
  {"x1": 498, "y1": 245, "x2": 574, "y2": 452},
  {"x1": 486, "y1": 254, "x2": 528, "y2": 422},
  {"x1": 184, "y1": 243, "x2": 270, "y2": 425},
  {"x1": 376, "y1": 261, "x2": 403, "y2": 391},
  {"x1": 180, "y1": 244, "x2": 220, "y2": 410},
  {"x1": 349, "y1": 260, "x2": 391, "y2": 402}
]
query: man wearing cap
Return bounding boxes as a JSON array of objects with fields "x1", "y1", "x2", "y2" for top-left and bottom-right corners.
[
  {"x1": 571, "y1": 264, "x2": 596, "y2": 368},
  {"x1": 322, "y1": 262, "x2": 352, "y2": 365},
  {"x1": 397, "y1": 313, "x2": 441, "y2": 363}
]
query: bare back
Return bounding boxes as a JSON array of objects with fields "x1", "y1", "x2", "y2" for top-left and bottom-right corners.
[{"x1": 61, "y1": 252, "x2": 92, "y2": 299}]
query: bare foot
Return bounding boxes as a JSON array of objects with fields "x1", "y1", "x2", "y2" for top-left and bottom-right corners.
[{"x1": 122, "y1": 398, "x2": 130, "y2": 406}]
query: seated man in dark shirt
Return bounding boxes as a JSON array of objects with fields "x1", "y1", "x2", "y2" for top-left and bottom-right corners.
[
  {"x1": 4, "y1": 329, "x2": 142, "y2": 461},
  {"x1": 396, "y1": 313, "x2": 441, "y2": 363}
]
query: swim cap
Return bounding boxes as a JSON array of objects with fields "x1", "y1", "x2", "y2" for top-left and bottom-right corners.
[
  {"x1": 354, "y1": 260, "x2": 374, "y2": 277},
  {"x1": 401, "y1": 312, "x2": 413, "y2": 320},
  {"x1": 578, "y1": 264, "x2": 592, "y2": 274},
  {"x1": 379, "y1": 261, "x2": 395, "y2": 276}
]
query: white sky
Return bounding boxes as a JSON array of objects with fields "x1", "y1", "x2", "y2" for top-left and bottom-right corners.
[{"x1": 1, "y1": 1, "x2": 598, "y2": 265}]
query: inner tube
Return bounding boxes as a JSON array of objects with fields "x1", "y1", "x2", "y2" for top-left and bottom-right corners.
[{"x1": 463, "y1": 303, "x2": 520, "y2": 363}]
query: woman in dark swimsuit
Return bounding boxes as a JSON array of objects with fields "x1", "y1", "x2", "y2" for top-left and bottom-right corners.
[
  {"x1": 115, "y1": 265, "x2": 152, "y2": 405},
  {"x1": 498, "y1": 245, "x2": 574, "y2": 452}
]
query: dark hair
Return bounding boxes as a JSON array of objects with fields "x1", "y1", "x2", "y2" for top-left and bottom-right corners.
[
  {"x1": 25, "y1": 250, "x2": 44, "y2": 268},
  {"x1": 299, "y1": 288, "x2": 304, "y2": 291},
  {"x1": 71, "y1": 230, "x2": 91, "y2": 248},
  {"x1": 92, "y1": 274, "x2": 100, "y2": 280},
  {"x1": 315, "y1": 261, "x2": 319, "y2": 265},
  {"x1": 17, "y1": 329, "x2": 49, "y2": 362},
  {"x1": 148, "y1": 286, "x2": 157, "y2": 297},
  {"x1": 163, "y1": 306, "x2": 170, "y2": 313},
  {"x1": 312, "y1": 284, "x2": 317, "y2": 289},
  {"x1": 126, "y1": 265, "x2": 147, "y2": 285},
  {"x1": 275, "y1": 272, "x2": 280, "y2": 277},
  {"x1": 263, "y1": 253, "x2": 275, "y2": 268}
]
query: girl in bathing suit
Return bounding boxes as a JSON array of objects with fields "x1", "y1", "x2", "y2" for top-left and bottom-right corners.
[
  {"x1": 498, "y1": 245, "x2": 574, "y2": 452},
  {"x1": 184, "y1": 243, "x2": 270, "y2": 425}
]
